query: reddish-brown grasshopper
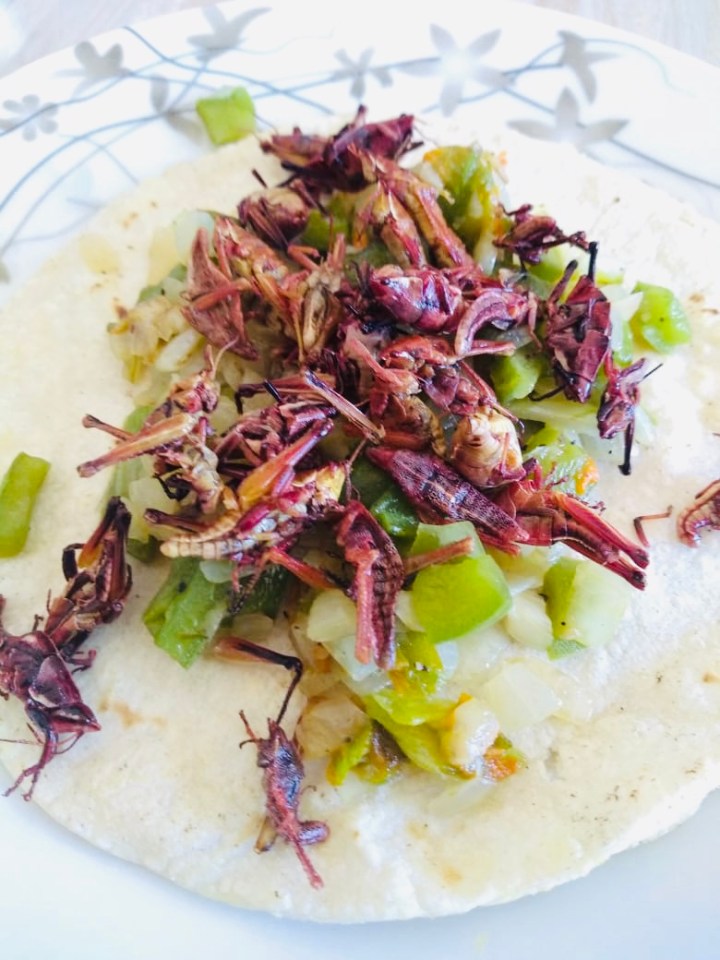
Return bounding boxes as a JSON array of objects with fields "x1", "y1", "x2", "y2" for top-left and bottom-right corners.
[
  {"x1": 494, "y1": 203, "x2": 589, "y2": 266},
  {"x1": 336, "y1": 501, "x2": 405, "y2": 669},
  {"x1": 597, "y1": 355, "x2": 652, "y2": 477},
  {"x1": 0, "y1": 497, "x2": 132, "y2": 798},
  {"x1": 215, "y1": 636, "x2": 329, "y2": 889},
  {"x1": 78, "y1": 354, "x2": 226, "y2": 514},
  {"x1": 0, "y1": 603, "x2": 100, "y2": 800},
  {"x1": 264, "y1": 107, "x2": 471, "y2": 269}
]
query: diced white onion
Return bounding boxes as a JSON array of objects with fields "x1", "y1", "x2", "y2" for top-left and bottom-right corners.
[
  {"x1": 480, "y1": 661, "x2": 561, "y2": 732},
  {"x1": 307, "y1": 590, "x2": 357, "y2": 645},
  {"x1": 441, "y1": 697, "x2": 500, "y2": 772},
  {"x1": 199, "y1": 559, "x2": 234, "y2": 583},
  {"x1": 326, "y1": 634, "x2": 380, "y2": 683},
  {"x1": 210, "y1": 395, "x2": 239, "y2": 434},
  {"x1": 608, "y1": 289, "x2": 644, "y2": 354},
  {"x1": 161, "y1": 276, "x2": 187, "y2": 303},
  {"x1": 173, "y1": 210, "x2": 216, "y2": 264},
  {"x1": 609, "y1": 290, "x2": 643, "y2": 325},
  {"x1": 147, "y1": 224, "x2": 179, "y2": 284},
  {"x1": 504, "y1": 590, "x2": 554, "y2": 650},
  {"x1": 395, "y1": 590, "x2": 424, "y2": 631},
  {"x1": 500, "y1": 548, "x2": 550, "y2": 596},
  {"x1": 306, "y1": 590, "x2": 379, "y2": 682},
  {"x1": 218, "y1": 353, "x2": 248, "y2": 392},
  {"x1": 295, "y1": 694, "x2": 367, "y2": 759},
  {"x1": 154, "y1": 327, "x2": 203, "y2": 372},
  {"x1": 426, "y1": 777, "x2": 493, "y2": 817},
  {"x1": 127, "y1": 476, "x2": 178, "y2": 541},
  {"x1": 453, "y1": 626, "x2": 509, "y2": 690},
  {"x1": 632, "y1": 404, "x2": 656, "y2": 448},
  {"x1": 435, "y1": 640, "x2": 459, "y2": 680},
  {"x1": 413, "y1": 161, "x2": 445, "y2": 191}
]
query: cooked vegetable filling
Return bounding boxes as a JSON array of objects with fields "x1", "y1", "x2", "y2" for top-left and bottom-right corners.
[{"x1": 1, "y1": 107, "x2": 701, "y2": 890}]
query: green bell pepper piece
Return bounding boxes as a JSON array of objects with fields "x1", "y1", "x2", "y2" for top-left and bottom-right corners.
[
  {"x1": 143, "y1": 558, "x2": 229, "y2": 667},
  {"x1": 409, "y1": 522, "x2": 511, "y2": 643},
  {"x1": 0, "y1": 452, "x2": 50, "y2": 557},
  {"x1": 631, "y1": 282, "x2": 691, "y2": 353},
  {"x1": 196, "y1": 87, "x2": 255, "y2": 146},
  {"x1": 365, "y1": 699, "x2": 461, "y2": 778},
  {"x1": 350, "y1": 456, "x2": 418, "y2": 541}
]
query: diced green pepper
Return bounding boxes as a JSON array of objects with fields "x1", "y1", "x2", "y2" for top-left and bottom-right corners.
[
  {"x1": 542, "y1": 555, "x2": 631, "y2": 653},
  {"x1": 0, "y1": 452, "x2": 50, "y2": 557},
  {"x1": 143, "y1": 558, "x2": 229, "y2": 667},
  {"x1": 395, "y1": 631, "x2": 445, "y2": 697},
  {"x1": 300, "y1": 209, "x2": 334, "y2": 252},
  {"x1": 327, "y1": 720, "x2": 403, "y2": 786},
  {"x1": 300, "y1": 202, "x2": 351, "y2": 254},
  {"x1": 351, "y1": 456, "x2": 394, "y2": 504},
  {"x1": 127, "y1": 537, "x2": 160, "y2": 563},
  {"x1": 526, "y1": 246, "x2": 587, "y2": 293},
  {"x1": 611, "y1": 315, "x2": 635, "y2": 367},
  {"x1": 327, "y1": 722, "x2": 373, "y2": 786},
  {"x1": 421, "y1": 145, "x2": 504, "y2": 254},
  {"x1": 399, "y1": 630, "x2": 444, "y2": 671},
  {"x1": 547, "y1": 637, "x2": 586, "y2": 660},
  {"x1": 490, "y1": 346, "x2": 544, "y2": 403},
  {"x1": 365, "y1": 699, "x2": 461, "y2": 778},
  {"x1": 524, "y1": 426, "x2": 598, "y2": 496},
  {"x1": 196, "y1": 87, "x2": 255, "y2": 146},
  {"x1": 369, "y1": 687, "x2": 456, "y2": 726},
  {"x1": 410, "y1": 520, "x2": 480, "y2": 558},
  {"x1": 630, "y1": 282, "x2": 691, "y2": 353},
  {"x1": 543, "y1": 557, "x2": 579, "y2": 643},
  {"x1": 369, "y1": 488, "x2": 418, "y2": 541},
  {"x1": 345, "y1": 241, "x2": 396, "y2": 271},
  {"x1": 508, "y1": 394, "x2": 600, "y2": 435},
  {"x1": 409, "y1": 523, "x2": 511, "y2": 643},
  {"x1": 350, "y1": 456, "x2": 418, "y2": 541},
  {"x1": 239, "y1": 564, "x2": 291, "y2": 619}
]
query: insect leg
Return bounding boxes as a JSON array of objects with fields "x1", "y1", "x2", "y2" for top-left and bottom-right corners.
[{"x1": 217, "y1": 638, "x2": 303, "y2": 724}]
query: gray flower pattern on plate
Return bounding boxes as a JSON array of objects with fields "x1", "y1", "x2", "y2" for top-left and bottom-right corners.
[
  {"x1": 331, "y1": 49, "x2": 392, "y2": 100},
  {"x1": 557, "y1": 31, "x2": 616, "y2": 101},
  {"x1": 402, "y1": 26, "x2": 507, "y2": 115},
  {"x1": 187, "y1": 6, "x2": 269, "y2": 62},
  {"x1": 0, "y1": 95, "x2": 58, "y2": 139},
  {"x1": 63, "y1": 41, "x2": 128, "y2": 93},
  {"x1": 510, "y1": 88, "x2": 628, "y2": 148},
  {"x1": 0, "y1": 2, "x2": 716, "y2": 294}
]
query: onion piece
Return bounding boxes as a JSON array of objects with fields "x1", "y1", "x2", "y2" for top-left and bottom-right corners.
[
  {"x1": 480, "y1": 661, "x2": 561, "y2": 731},
  {"x1": 441, "y1": 697, "x2": 500, "y2": 772},
  {"x1": 504, "y1": 590, "x2": 554, "y2": 650},
  {"x1": 154, "y1": 327, "x2": 204, "y2": 373}
]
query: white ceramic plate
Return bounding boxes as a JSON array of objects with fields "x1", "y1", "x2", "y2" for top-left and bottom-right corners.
[{"x1": 1, "y1": 2, "x2": 719, "y2": 956}]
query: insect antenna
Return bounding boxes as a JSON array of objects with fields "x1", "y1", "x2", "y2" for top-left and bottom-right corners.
[{"x1": 251, "y1": 168, "x2": 268, "y2": 189}]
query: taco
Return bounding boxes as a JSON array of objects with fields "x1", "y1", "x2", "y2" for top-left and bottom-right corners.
[{"x1": 1, "y1": 111, "x2": 719, "y2": 922}]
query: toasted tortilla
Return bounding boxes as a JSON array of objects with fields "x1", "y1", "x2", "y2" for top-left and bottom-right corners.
[{"x1": 1, "y1": 125, "x2": 720, "y2": 922}]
